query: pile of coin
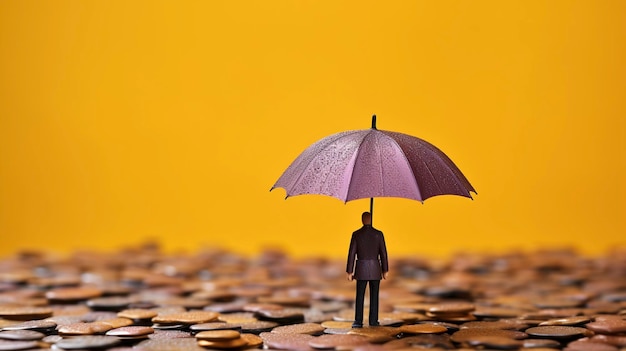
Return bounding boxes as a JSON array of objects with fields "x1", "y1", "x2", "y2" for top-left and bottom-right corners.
[{"x1": 0, "y1": 244, "x2": 625, "y2": 350}]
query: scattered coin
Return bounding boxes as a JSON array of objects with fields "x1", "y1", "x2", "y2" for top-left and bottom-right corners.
[
  {"x1": 137, "y1": 337, "x2": 207, "y2": 351},
  {"x1": 271, "y1": 323, "x2": 325, "y2": 335},
  {"x1": 197, "y1": 336, "x2": 248, "y2": 349},
  {"x1": 347, "y1": 327, "x2": 398, "y2": 343},
  {"x1": 152, "y1": 310, "x2": 219, "y2": 325},
  {"x1": 566, "y1": 338, "x2": 619, "y2": 351},
  {"x1": 55, "y1": 335, "x2": 120, "y2": 349},
  {"x1": 382, "y1": 334, "x2": 454, "y2": 349},
  {"x1": 86, "y1": 296, "x2": 136, "y2": 311},
  {"x1": 117, "y1": 309, "x2": 158, "y2": 320},
  {"x1": 260, "y1": 332, "x2": 315, "y2": 351},
  {"x1": 523, "y1": 338, "x2": 562, "y2": 348},
  {"x1": 0, "y1": 245, "x2": 625, "y2": 350},
  {"x1": 426, "y1": 302, "x2": 475, "y2": 315},
  {"x1": 240, "y1": 333, "x2": 263, "y2": 348},
  {"x1": 148, "y1": 329, "x2": 191, "y2": 339},
  {"x1": 525, "y1": 325, "x2": 591, "y2": 339},
  {"x1": 398, "y1": 323, "x2": 447, "y2": 334},
  {"x1": 0, "y1": 330, "x2": 44, "y2": 341},
  {"x1": 45, "y1": 287, "x2": 102, "y2": 302},
  {"x1": 57, "y1": 322, "x2": 113, "y2": 336},
  {"x1": 308, "y1": 334, "x2": 370, "y2": 349},
  {"x1": 586, "y1": 316, "x2": 626, "y2": 334},
  {"x1": 190, "y1": 322, "x2": 243, "y2": 332},
  {"x1": 195, "y1": 329, "x2": 241, "y2": 341},
  {"x1": 99, "y1": 317, "x2": 133, "y2": 329},
  {"x1": 0, "y1": 307, "x2": 53, "y2": 321},
  {"x1": 539, "y1": 316, "x2": 591, "y2": 326},
  {"x1": 239, "y1": 321, "x2": 278, "y2": 333},
  {"x1": 0, "y1": 339, "x2": 39, "y2": 351},
  {"x1": 466, "y1": 335, "x2": 523, "y2": 349},
  {"x1": 105, "y1": 326, "x2": 154, "y2": 337},
  {"x1": 450, "y1": 328, "x2": 528, "y2": 343},
  {"x1": 320, "y1": 321, "x2": 353, "y2": 329}
]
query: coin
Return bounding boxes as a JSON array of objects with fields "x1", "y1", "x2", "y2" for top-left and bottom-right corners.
[
  {"x1": 271, "y1": 323, "x2": 325, "y2": 335},
  {"x1": 195, "y1": 329, "x2": 241, "y2": 341},
  {"x1": 105, "y1": 326, "x2": 154, "y2": 337},
  {"x1": 525, "y1": 325, "x2": 591, "y2": 339},
  {"x1": 1, "y1": 320, "x2": 56, "y2": 333},
  {"x1": 0, "y1": 307, "x2": 53, "y2": 321},
  {"x1": 152, "y1": 310, "x2": 219, "y2": 325},
  {"x1": 260, "y1": 331, "x2": 315, "y2": 351},
  {"x1": 0, "y1": 339, "x2": 39, "y2": 351},
  {"x1": 450, "y1": 328, "x2": 528, "y2": 343},
  {"x1": 308, "y1": 334, "x2": 370, "y2": 349},
  {"x1": 0, "y1": 330, "x2": 44, "y2": 341},
  {"x1": 137, "y1": 337, "x2": 207, "y2": 351},
  {"x1": 55, "y1": 335, "x2": 120, "y2": 349},
  {"x1": 586, "y1": 316, "x2": 626, "y2": 334},
  {"x1": 45, "y1": 287, "x2": 102, "y2": 302},
  {"x1": 241, "y1": 333, "x2": 263, "y2": 348},
  {"x1": 398, "y1": 323, "x2": 447, "y2": 334},
  {"x1": 117, "y1": 308, "x2": 158, "y2": 320},
  {"x1": 466, "y1": 335, "x2": 523, "y2": 349},
  {"x1": 189, "y1": 322, "x2": 242, "y2": 332},
  {"x1": 197, "y1": 337, "x2": 248, "y2": 349},
  {"x1": 57, "y1": 322, "x2": 113, "y2": 336}
]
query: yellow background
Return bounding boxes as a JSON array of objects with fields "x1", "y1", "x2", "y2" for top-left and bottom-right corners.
[{"x1": 1, "y1": 1, "x2": 624, "y2": 259}]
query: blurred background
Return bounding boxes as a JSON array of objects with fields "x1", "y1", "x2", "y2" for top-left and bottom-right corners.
[{"x1": 1, "y1": 1, "x2": 624, "y2": 259}]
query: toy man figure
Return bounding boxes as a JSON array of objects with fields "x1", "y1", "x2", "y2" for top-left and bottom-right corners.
[{"x1": 346, "y1": 211, "x2": 389, "y2": 328}]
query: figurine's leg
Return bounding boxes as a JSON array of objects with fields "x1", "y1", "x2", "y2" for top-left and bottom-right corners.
[
  {"x1": 368, "y1": 280, "x2": 380, "y2": 326},
  {"x1": 353, "y1": 280, "x2": 366, "y2": 328}
]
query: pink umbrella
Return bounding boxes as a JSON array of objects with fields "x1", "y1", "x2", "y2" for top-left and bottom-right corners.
[{"x1": 271, "y1": 115, "x2": 475, "y2": 221}]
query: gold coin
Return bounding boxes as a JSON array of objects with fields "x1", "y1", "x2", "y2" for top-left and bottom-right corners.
[
  {"x1": 195, "y1": 329, "x2": 241, "y2": 341},
  {"x1": 197, "y1": 337, "x2": 247, "y2": 349},
  {"x1": 152, "y1": 311, "x2": 219, "y2": 325},
  {"x1": 241, "y1": 333, "x2": 263, "y2": 348},
  {"x1": 117, "y1": 309, "x2": 158, "y2": 320},
  {"x1": 321, "y1": 321, "x2": 353, "y2": 329},
  {"x1": 399, "y1": 324, "x2": 448, "y2": 334}
]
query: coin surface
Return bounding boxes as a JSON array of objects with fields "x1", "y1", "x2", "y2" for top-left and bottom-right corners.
[
  {"x1": 195, "y1": 329, "x2": 241, "y2": 341},
  {"x1": 55, "y1": 335, "x2": 120, "y2": 349},
  {"x1": 152, "y1": 310, "x2": 219, "y2": 325},
  {"x1": 271, "y1": 322, "x2": 325, "y2": 335},
  {"x1": 525, "y1": 325, "x2": 591, "y2": 339},
  {"x1": 0, "y1": 330, "x2": 45, "y2": 341},
  {"x1": 0, "y1": 307, "x2": 53, "y2": 321}
]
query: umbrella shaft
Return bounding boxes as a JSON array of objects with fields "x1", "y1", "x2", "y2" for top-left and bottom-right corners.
[{"x1": 370, "y1": 198, "x2": 374, "y2": 225}]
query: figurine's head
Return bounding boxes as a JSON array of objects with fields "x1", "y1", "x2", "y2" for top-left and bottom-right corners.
[{"x1": 362, "y1": 212, "x2": 372, "y2": 225}]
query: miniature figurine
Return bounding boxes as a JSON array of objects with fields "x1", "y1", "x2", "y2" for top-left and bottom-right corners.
[{"x1": 346, "y1": 211, "x2": 389, "y2": 328}]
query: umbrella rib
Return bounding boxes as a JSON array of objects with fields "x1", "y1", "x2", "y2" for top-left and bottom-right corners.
[
  {"x1": 385, "y1": 132, "x2": 423, "y2": 202},
  {"x1": 345, "y1": 130, "x2": 373, "y2": 201},
  {"x1": 375, "y1": 132, "x2": 385, "y2": 196},
  {"x1": 425, "y1": 143, "x2": 475, "y2": 197},
  {"x1": 336, "y1": 131, "x2": 366, "y2": 201},
  {"x1": 425, "y1": 142, "x2": 475, "y2": 195},
  {"x1": 389, "y1": 130, "x2": 475, "y2": 200},
  {"x1": 420, "y1": 156, "x2": 442, "y2": 198},
  {"x1": 283, "y1": 132, "x2": 353, "y2": 197}
]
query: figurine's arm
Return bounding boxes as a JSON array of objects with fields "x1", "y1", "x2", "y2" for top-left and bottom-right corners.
[
  {"x1": 379, "y1": 232, "x2": 389, "y2": 279},
  {"x1": 346, "y1": 233, "x2": 357, "y2": 280}
]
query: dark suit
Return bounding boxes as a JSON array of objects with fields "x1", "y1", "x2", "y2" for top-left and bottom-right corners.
[{"x1": 346, "y1": 225, "x2": 388, "y2": 326}]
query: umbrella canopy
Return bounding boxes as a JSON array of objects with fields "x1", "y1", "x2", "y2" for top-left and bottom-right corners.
[{"x1": 271, "y1": 116, "x2": 476, "y2": 207}]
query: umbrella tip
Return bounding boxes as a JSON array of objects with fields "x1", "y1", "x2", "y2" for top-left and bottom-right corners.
[{"x1": 371, "y1": 114, "x2": 377, "y2": 129}]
